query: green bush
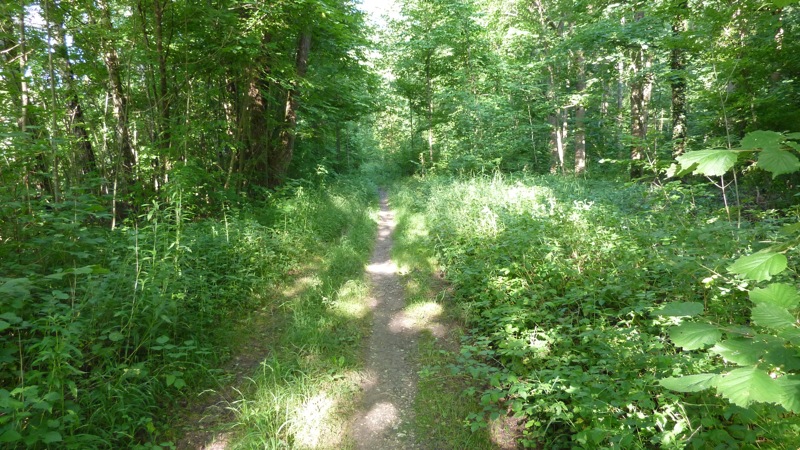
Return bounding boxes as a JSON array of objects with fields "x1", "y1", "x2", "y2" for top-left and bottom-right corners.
[
  {"x1": 0, "y1": 177, "x2": 377, "y2": 448},
  {"x1": 393, "y1": 173, "x2": 800, "y2": 448}
]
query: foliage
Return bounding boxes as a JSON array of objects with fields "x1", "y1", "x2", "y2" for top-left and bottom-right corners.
[
  {"x1": 393, "y1": 174, "x2": 800, "y2": 448},
  {"x1": 656, "y1": 131, "x2": 800, "y2": 414},
  {"x1": 0, "y1": 177, "x2": 376, "y2": 447}
]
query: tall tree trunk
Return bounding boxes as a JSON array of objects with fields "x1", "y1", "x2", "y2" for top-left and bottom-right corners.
[
  {"x1": 43, "y1": 0, "x2": 60, "y2": 201},
  {"x1": 575, "y1": 50, "x2": 587, "y2": 175},
  {"x1": 52, "y1": 4, "x2": 96, "y2": 177},
  {"x1": 223, "y1": 78, "x2": 239, "y2": 190},
  {"x1": 246, "y1": 71, "x2": 269, "y2": 186},
  {"x1": 630, "y1": 11, "x2": 652, "y2": 179},
  {"x1": 14, "y1": 2, "x2": 54, "y2": 197},
  {"x1": 270, "y1": 30, "x2": 311, "y2": 188},
  {"x1": 671, "y1": 0, "x2": 688, "y2": 157},
  {"x1": 425, "y1": 52, "x2": 434, "y2": 167},
  {"x1": 153, "y1": 0, "x2": 170, "y2": 177},
  {"x1": 98, "y1": 0, "x2": 136, "y2": 180}
]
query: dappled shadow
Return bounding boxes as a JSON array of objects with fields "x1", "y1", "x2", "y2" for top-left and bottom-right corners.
[{"x1": 350, "y1": 191, "x2": 434, "y2": 449}]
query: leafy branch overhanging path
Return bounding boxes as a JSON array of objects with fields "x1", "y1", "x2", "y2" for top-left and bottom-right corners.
[{"x1": 351, "y1": 191, "x2": 420, "y2": 448}]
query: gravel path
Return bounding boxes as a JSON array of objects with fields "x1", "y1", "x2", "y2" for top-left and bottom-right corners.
[{"x1": 350, "y1": 191, "x2": 420, "y2": 449}]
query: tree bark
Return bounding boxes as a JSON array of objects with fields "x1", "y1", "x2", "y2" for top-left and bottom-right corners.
[
  {"x1": 425, "y1": 52, "x2": 434, "y2": 167},
  {"x1": 630, "y1": 11, "x2": 652, "y2": 179},
  {"x1": 575, "y1": 50, "x2": 587, "y2": 175},
  {"x1": 270, "y1": 30, "x2": 311, "y2": 188},
  {"x1": 671, "y1": 0, "x2": 688, "y2": 157},
  {"x1": 98, "y1": 0, "x2": 136, "y2": 179},
  {"x1": 52, "y1": 6, "x2": 96, "y2": 177}
]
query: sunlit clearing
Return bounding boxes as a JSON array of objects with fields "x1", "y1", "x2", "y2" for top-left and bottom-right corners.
[{"x1": 332, "y1": 280, "x2": 369, "y2": 319}]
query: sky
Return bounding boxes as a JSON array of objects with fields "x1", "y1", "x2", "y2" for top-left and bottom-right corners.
[{"x1": 357, "y1": 0, "x2": 400, "y2": 28}]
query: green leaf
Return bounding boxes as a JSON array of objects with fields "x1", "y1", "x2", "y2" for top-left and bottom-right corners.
[
  {"x1": 156, "y1": 335, "x2": 170, "y2": 345},
  {"x1": 654, "y1": 302, "x2": 704, "y2": 317},
  {"x1": 777, "y1": 375, "x2": 800, "y2": 413},
  {"x1": 780, "y1": 222, "x2": 800, "y2": 236},
  {"x1": 711, "y1": 339, "x2": 766, "y2": 366},
  {"x1": 108, "y1": 331, "x2": 125, "y2": 342},
  {"x1": 0, "y1": 320, "x2": 9, "y2": 332},
  {"x1": 676, "y1": 150, "x2": 739, "y2": 177},
  {"x1": 763, "y1": 343, "x2": 800, "y2": 370},
  {"x1": 0, "y1": 429, "x2": 22, "y2": 443},
  {"x1": 750, "y1": 283, "x2": 800, "y2": 309},
  {"x1": 757, "y1": 150, "x2": 800, "y2": 178},
  {"x1": 741, "y1": 130, "x2": 784, "y2": 151},
  {"x1": 752, "y1": 303, "x2": 797, "y2": 331},
  {"x1": 166, "y1": 374, "x2": 176, "y2": 386},
  {"x1": 772, "y1": 0, "x2": 799, "y2": 7},
  {"x1": 715, "y1": 366, "x2": 781, "y2": 408},
  {"x1": 660, "y1": 373, "x2": 718, "y2": 392},
  {"x1": 728, "y1": 251, "x2": 788, "y2": 282},
  {"x1": 669, "y1": 322, "x2": 722, "y2": 350},
  {"x1": 42, "y1": 431, "x2": 62, "y2": 444}
]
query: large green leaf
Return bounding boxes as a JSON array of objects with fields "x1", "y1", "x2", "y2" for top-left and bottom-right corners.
[
  {"x1": 676, "y1": 150, "x2": 739, "y2": 177},
  {"x1": 669, "y1": 322, "x2": 722, "y2": 350},
  {"x1": 752, "y1": 303, "x2": 797, "y2": 331},
  {"x1": 710, "y1": 339, "x2": 766, "y2": 366},
  {"x1": 757, "y1": 150, "x2": 800, "y2": 179},
  {"x1": 728, "y1": 251, "x2": 788, "y2": 282},
  {"x1": 660, "y1": 373, "x2": 718, "y2": 393},
  {"x1": 763, "y1": 342, "x2": 800, "y2": 371},
  {"x1": 715, "y1": 366, "x2": 781, "y2": 407},
  {"x1": 750, "y1": 283, "x2": 800, "y2": 309},
  {"x1": 777, "y1": 375, "x2": 800, "y2": 413},
  {"x1": 773, "y1": 0, "x2": 799, "y2": 8},
  {"x1": 740, "y1": 130, "x2": 784, "y2": 151},
  {"x1": 653, "y1": 302, "x2": 704, "y2": 317}
]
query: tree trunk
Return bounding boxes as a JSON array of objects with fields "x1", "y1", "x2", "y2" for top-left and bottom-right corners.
[
  {"x1": 425, "y1": 53, "x2": 434, "y2": 167},
  {"x1": 52, "y1": 5, "x2": 96, "y2": 177},
  {"x1": 630, "y1": 11, "x2": 652, "y2": 179},
  {"x1": 270, "y1": 30, "x2": 311, "y2": 188},
  {"x1": 98, "y1": 0, "x2": 136, "y2": 180},
  {"x1": 575, "y1": 50, "x2": 587, "y2": 174},
  {"x1": 671, "y1": 0, "x2": 688, "y2": 157},
  {"x1": 153, "y1": 0, "x2": 170, "y2": 160}
]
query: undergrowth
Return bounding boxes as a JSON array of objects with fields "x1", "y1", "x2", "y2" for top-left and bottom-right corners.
[
  {"x1": 0, "y1": 177, "x2": 377, "y2": 448},
  {"x1": 228, "y1": 180, "x2": 377, "y2": 449},
  {"x1": 392, "y1": 174, "x2": 800, "y2": 449}
]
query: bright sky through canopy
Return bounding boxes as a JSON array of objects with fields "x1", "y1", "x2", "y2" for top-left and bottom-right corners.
[{"x1": 358, "y1": 0, "x2": 400, "y2": 27}]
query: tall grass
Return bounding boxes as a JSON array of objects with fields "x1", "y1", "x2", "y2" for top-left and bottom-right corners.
[
  {"x1": 0, "y1": 176, "x2": 377, "y2": 448},
  {"x1": 226, "y1": 179, "x2": 377, "y2": 449}
]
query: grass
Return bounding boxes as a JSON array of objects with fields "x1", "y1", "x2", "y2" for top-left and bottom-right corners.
[
  {"x1": 391, "y1": 183, "x2": 501, "y2": 449},
  {"x1": 389, "y1": 173, "x2": 800, "y2": 449},
  {"x1": 224, "y1": 183, "x2": 378, "y2": 449}
]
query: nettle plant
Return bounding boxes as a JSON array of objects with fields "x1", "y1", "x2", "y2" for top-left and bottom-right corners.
[{"x1": 659, "y1": 130, "x2": 800, "y2": 411}]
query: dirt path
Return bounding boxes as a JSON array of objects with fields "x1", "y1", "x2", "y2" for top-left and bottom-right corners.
[{"x1": 350, "y1": 191, "x2": 420, "y2": 449}]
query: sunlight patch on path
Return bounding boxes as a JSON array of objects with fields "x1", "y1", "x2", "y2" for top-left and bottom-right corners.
[{"x1": 350, "y1": 191, "x2": 420, "y2": 449}]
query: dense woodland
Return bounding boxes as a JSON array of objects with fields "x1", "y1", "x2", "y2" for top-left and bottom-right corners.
[{"x1": 2, "y1": 0, "x2": 800, "y2": 447}]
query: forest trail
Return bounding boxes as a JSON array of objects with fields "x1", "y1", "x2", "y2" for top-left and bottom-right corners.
[{"x1": 350, "y1": 191, "x2": 421, "y2": 448}]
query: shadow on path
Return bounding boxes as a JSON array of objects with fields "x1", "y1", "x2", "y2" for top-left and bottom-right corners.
[{"x1": 351, "y1": 191, "x2": 420, "y2": 449}]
